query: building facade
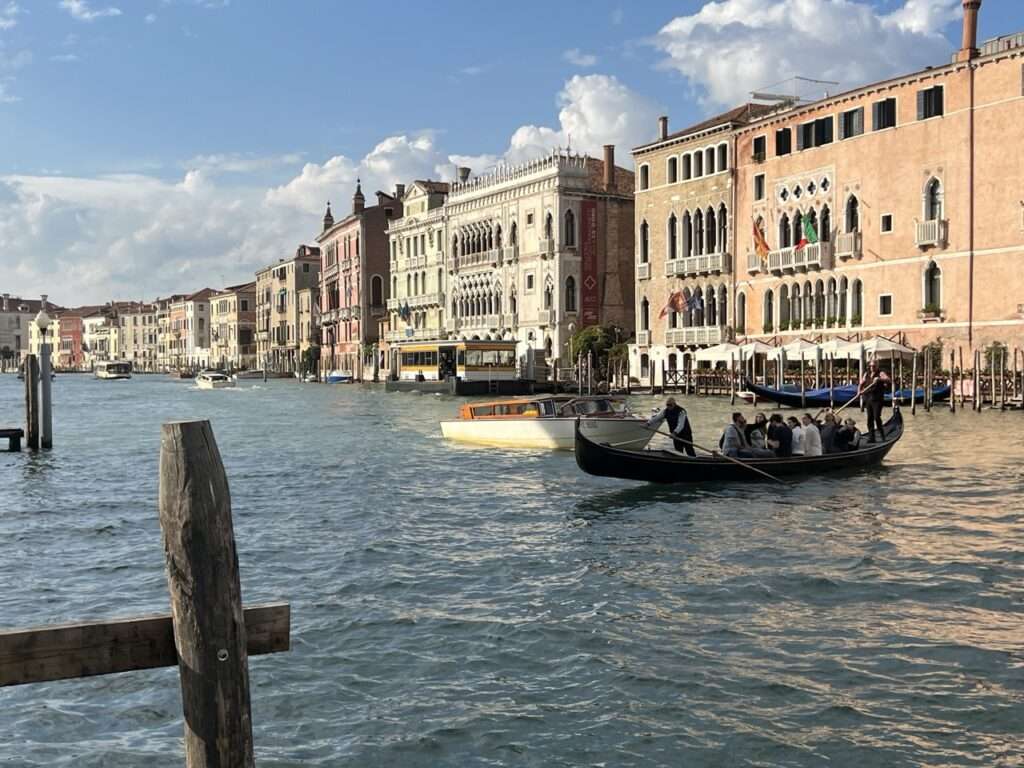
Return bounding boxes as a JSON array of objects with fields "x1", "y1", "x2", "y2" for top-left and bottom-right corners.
[
  {"x1": 257, "y1": 246, "x2": 321, "y2": 373},
  {"x1": 317, "y1": 183, "x2": 399, "y2": 380},
  {"x1": 0, "y1": 294, "x2": 56, "y2": 369},
  {"x1": 210, "y1": 282, "x2": 257, "y2": 371},
  {"x1": 383, "y1": 180, "x2": 449, "y2": 353},
  {"x1": 438, "y1": 147, "x2": 634, "y2": 377}
]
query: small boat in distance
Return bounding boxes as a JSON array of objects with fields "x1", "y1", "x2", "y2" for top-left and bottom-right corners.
[
  {"x1": 575, "y1": 410, "x2": 904, "y2": 484},
  {"x1": 441, "y1": 395, "x2": 654, "y2": 451},
  {"x1": 233, "y1": 369, "x2": 265, "y2": 380},
  {"x1": 196, "y1": 370, "x2": 236, "y2": 389},
  {"x1": 325, "y1": 370, "x2": 354, "y2": 384},
  {"x1": 95, "y1": 360, "x2": 132, "y2": 380}
]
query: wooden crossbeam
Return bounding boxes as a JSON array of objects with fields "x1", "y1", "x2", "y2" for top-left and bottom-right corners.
[{"x1": 0, "y1": 602, "x2": 289, "y2": 687}]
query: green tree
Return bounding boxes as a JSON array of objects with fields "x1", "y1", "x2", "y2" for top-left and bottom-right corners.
[{"x1": 569, "y1": 325, "x2": 627, "y2": 381}]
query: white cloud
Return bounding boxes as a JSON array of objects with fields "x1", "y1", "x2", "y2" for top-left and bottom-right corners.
[
  {"x1": 0, "y1": 2, "x2": 21, "y2": 30},
  {"x1": 0, "y1": 77, "x2": 18, "y2": 102},
  {"x1": 50, "y1": 53, "x2": 79, "y2": 62},
  {"x1": 145, "y1": 12, "x2": 156, "y2": 23},
  {"x1": 654, "y1": 0, "x2": 961, "y2": 108},
  {"x1": 611, "y1": 7, "x2": 623, "y2": 25},
  {"x1": 59, "y1": 0, "x2": 122, "y2": 22},
  {"x1": 459, "y1": 65, "x2": 484, "y2": 76},
  {"x1": 0, "y1": 74, "x2": 659, "y2": 303},
  {"x1": 563, "y1": 48, "x2": 598, "y2": 67}
]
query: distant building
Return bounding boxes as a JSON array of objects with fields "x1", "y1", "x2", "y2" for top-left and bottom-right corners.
[
  {"x1": 210, "y1": 282, "x2": 257, "y2": 371},
  {"x1": 1, "y1": 294, "x2": 62, "y2": 369},
  {"x1": 256, "y1": 245, "x2": 321, "y2": 373},
  {"x1": 317, "y1": 182, "x2": 400, "y2": 380}
]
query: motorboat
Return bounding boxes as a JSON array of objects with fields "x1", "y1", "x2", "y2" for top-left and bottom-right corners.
[
  {"x1": 325, "y1": 370, "x2": 354, "y2": 384},
  {"x1": 575, "y1": 410, "x2": 904, "y2": 484},
  {"x1": 95, "y1": 361, "x2": 132, "y2": 380},
  {"x1": 440, "y1": 395, "x2": 654, "y2": 451},
  {"x1": 196, "y1": 370, "x2": 236, "y2": 389}
]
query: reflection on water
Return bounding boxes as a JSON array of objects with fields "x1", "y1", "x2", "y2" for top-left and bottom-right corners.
[{"x1": 1, "y1": 375, "x2": 1022, "y2": 767}]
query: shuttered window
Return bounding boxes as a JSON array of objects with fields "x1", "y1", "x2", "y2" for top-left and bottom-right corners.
[
  {"x1": 839, "y1": 107, "x2": 864, "y2": 139},
  {"x1": 917, "y1": 85, "x2": 944, "y2": 120},
  {"x1": 775, "y1": 128, "x2": 792, "y2": 156},
  {"x1": 797, "y1": 118, "x2": 833, "y2": 150},
  {"x1": 872, "y1": 98, "x2": 897, "y2": 130}
]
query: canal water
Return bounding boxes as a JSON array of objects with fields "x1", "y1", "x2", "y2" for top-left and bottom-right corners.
[{"x1": 1, "y1": 374, "x2": 1022, "y2": 767}]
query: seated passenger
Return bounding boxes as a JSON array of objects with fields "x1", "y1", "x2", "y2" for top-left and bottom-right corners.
[
  {"x1": 787, "y1": 416, "x2": 804, "y2": 455},
  {"x1": 720, "y1": 412, "x2": 751, "y2": 458},
  {"x1": 819, "y1": 411, "x2": 838, "y2": 454},
  {"x1": 835, "y1": 418, "x2": 862, "y2": 451},
  {"x1": 745, "y1": 412, "x2": 769, "y2": 450},
  {"x1": 800, "y1": 413, "x2": 823, "y2": 456},
  {"x1": 767, "y1": 414, "x2": 794, "y2": 457}
]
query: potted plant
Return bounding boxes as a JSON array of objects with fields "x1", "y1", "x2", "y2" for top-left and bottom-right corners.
[
  {"x1": 851, "y1": 313, "x2": 862, "y2": 326},
  {"x1": 918, "y1": 303, "x2": 943, "y2": 321},
  {"x1": 762, "y1": 321, "x2": 774, "y2": 334}
]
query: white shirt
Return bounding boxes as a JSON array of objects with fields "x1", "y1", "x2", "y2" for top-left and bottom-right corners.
[
  {"x1": 802, "y1": 422, "x2": 823, "y2": 456},
  {"x1": 791, "y1": 425, "x2": 805, "y2": 455}
]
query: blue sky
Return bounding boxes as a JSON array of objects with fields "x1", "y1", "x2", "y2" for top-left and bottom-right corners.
[{"x1": 0, "y1": 0, "x2": 1019, "y2": 303}]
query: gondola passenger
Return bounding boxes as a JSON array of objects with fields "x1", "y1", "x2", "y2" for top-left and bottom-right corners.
[
  {"x1": 745, "y1": 412, "x2": 769, "y2": 450},
  {"x1": 767, "y1": 414, "x2": 793, "y2": 457},
  {"x1": 820, "y1": 411, "x2": 838, "y2": 453},
  {"x1": 835, "y1": 418, "x2": 862, "y2": 451},
  {"x1": 788, "y1": 416, "x2": 804, "y2": 455},
  {"x1": 800, "y1": 413, "x2": 823, "y2": 456}
]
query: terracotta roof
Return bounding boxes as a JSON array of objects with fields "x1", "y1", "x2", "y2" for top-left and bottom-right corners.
[
  {"x1": 186, "y1": 287, "x2": 216, "y2": 302},
  {"x1": 634, "y1": 103, "x2": 776, "y2": 153}
]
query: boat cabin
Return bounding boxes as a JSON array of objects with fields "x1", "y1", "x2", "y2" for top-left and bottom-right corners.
[
  {"x1": 395, "y1": 340, "x2": 518, "y2": 383},
  {"x1": 458, "y1": 395, "x2": 629, "y2": 420}
]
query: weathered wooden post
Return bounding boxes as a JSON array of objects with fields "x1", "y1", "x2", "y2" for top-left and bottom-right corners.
[
  {"x1": 159, "y1": 420, "x2": 255, "y2": 768},
  {"x1": 910, "y1": 353, "x2": 918, "y2": 416},
  {"x1": 949, "y1": 350, "x2": 956, "y2": 413},
  {"x1": 799, "y1": 356, "x2": 806, "y2": 409},
  {"x1": 958, "y1": 347, "x2": 966, "y2": 411},
  {"x1": 24, "y1": 354, "x2": 39, "y2": 451}
]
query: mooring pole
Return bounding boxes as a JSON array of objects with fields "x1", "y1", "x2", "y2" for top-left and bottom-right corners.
[
  {"x1": 159, "y1": 420, "x2": 255, "y2": 768},
  {"x1": 40, "y1": 341, "x2": 53, "y2": 450},
  {"x1": 24, "y1": 354, "x2": 39, "y2": 451}
]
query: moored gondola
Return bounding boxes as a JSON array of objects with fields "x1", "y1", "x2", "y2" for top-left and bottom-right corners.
[
  {"x1": 574, "y1": 410, "x2": 903, "y2": 484},
  {"x1": 745, "y1": 381, "x2": 949, "y2": 409}
]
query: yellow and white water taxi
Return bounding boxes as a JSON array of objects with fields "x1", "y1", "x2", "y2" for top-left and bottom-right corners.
[{"x1": 440, "y1": 395, "x2": 653, "y2": 451}]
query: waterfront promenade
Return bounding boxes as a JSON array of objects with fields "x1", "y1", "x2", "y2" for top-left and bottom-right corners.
[{"x1": 1, "y1": 375, "x2": 1022, "y2": 766}]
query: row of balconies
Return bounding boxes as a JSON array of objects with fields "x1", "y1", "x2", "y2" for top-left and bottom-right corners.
[
  {"x1": 384, "y1": 327, "x2": 445, "y2": 343},
  {"x1": 663, "y1": 251, "x2": 731, "y2": 278},
  {"x1": 636, "y1": 325, "x2": 728, "y2": 348},
  {"x1": 320, "y1": 306, "x2": 360, "y2": 324},
  {"x1": 449, "y1": 245, "x2": 521, "y2": 272},
  {"x1": 441, "y1": 309, "x2": 560, "y2": 334},
  {"x1": 386, "y1": 293, "x2": 444, "y2": 311}
]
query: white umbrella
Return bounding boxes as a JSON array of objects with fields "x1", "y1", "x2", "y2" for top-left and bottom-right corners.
[
  {"x1": 694, "y1": 342, "x2": 740, "y2": 363},
  {"x1": 738, "y1": 340, "x2": 775, "y2": 357},
  {"x1": 861, "y1": 336, "x2": 915, "y2": 359},
  {"x1": 774, "y1": 338, "x2": 818, "y2": 360}
]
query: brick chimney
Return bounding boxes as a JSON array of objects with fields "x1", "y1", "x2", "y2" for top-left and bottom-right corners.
[
  {"x1": 957, "y1": 0, "x2": 982, "y2": 62},
  {"x1": 658, "y1": 115, "x2": 669, "y2": 140},
  {"x1": 603, "y1": 145, "x2": 615, "y2": 190}
]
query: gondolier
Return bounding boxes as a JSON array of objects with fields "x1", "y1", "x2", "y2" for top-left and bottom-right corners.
[
  {"x1": 860, "y1": 360, "x2": 890, "y2": 443},
  {"x1": 647, "y1": 397, "x2": 695, "y2": 456}
]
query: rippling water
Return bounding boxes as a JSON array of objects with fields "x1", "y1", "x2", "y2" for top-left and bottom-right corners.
[{"x1": 1, "y1": 374, "x2": 1022, "y2": 767}]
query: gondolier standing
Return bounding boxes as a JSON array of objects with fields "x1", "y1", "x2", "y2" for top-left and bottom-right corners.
[
  {"x1": 860, "y1": 360, "x2": 891, "y2": 443},
  {"x1": 647, "y1": 397, "x2": 695, "y2": 456}
]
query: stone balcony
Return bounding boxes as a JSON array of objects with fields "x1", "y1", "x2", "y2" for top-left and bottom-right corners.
[
  {"x1": 452, "y1": 250, "x2": 501, "y2": 272},
  {"x1": 384, "y1": 327, "x2": 444, "y2": 343},
  {"x1": 768, "y1": 242, "x2": 834, "y2": 274},
  {"x1": 502, "y1": 245, "x2": 519, "y2": 263},
  {"x1": 835, "y1": 231, "x2": 862, "y2": 260},
  {"x1": 445, "y1": 315, "x2": 501, "y2": 333},
  {"x1": 539, "y1": 238, "x2": 555, "y2": 258},
  {"x1": 537, "y1": 309, "x2": 557, "y2": 326},
  {"x1": 665, "y1": 325, "x2": 728, "y2": 347},
  {"x1": 915, "y1": 219, "x2": 947, "y2": 248},
  {"x1": 501, "y1": 312, "x2": 518, "y2": 328},
  {"x1": 637, "y1": 330, "x2": 651, "y2": 347},
  {"x1": 386, "y1": 293, "x2": 443, "y2": 311},
  {"x1": 664, "y1": 251, "x2": 731, "y2": 278},
  {"x1": 747, "y1": 252, "x2": 763, "y2": 274},
  {"x1": 637, "y1": 262, "x2": 651, "y2": 280}
]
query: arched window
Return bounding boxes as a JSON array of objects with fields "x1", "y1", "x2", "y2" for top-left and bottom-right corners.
[
  {"x1": 544, "y1": 282, "x2": 553, "y2": 310},
  {"x1": 640, "y1": 297, "x2": 650, "y2": 331},
  {"x1": 667, "y1": 157, "x2": 678, "y2": 183},
  {"x1": 693, "y1": 150, "x2": 703, "y2": 177},
  {"x1": 371, "y1": 275, "x2": 383, "y2": 306},
  {"x1": 705, "y1": 147, "x2": 715, "y2": 175},
  {"x1": 451, "y1": 298, "x2": 458, "y2": 318},
  {"x1": 694, "y1": 210, "x2": 705, "y2": 256},
  {"x1": 717, "y1": 143, "x2": 727, "y2": 171},
  {"x1": 494, "y1": 289, "x2": 502, "y2": 314},
  {"x1": 414, "y1": 273, "x2": 420, "y2": 295},
  {"x1": 452, "y1": 235, "x2": 459, "y2": 256},
  {"x1": 392, "y1": 276, "x2": 397, "y2": 298},
  {"x1": 845, "y1": 195, "x2": 859, "y2": 233},
  {"x1": 510, "y1": 222, "x2": 518, "y2": 246},
  {"x1": 736, "y1": 292, "x2": 747, "y2": 333},
  {"x1": 780, "y1": 214, "x2": 791, "y2": 248},
  {"x1": 764, "y1": 289, "x2": 775, "y2": 331},
  {"x1": 924, "y1": 261, "x2": 942, "y2": 308},
  {"x1": 804, "y1": 280, "x2": 814, "y2": 323},
  {"x1": 639, "y1": 220, "x2": 649, "y2": 264},
  {"x1": 717, "y1": 286, "x2": 728, "y2": 328},
  {"x1": 820, "y1": 204, "x2": 831, "y2": 242},
  {"x1": 793, "y1": 211, "x2": 804, "y2": 247},
  {"x1": 706, "y1": 207, "x2": 717, "y2": 254},
  {"x1": 495, "y1": 224, "x2": 502, "y2": 248},
  {"x1": 668, "y1": 307, "x2": 678, "y2": 329},
  {"x1": 667, "y1": 213, "x2": 678, "y2": 260},
  {"x1": 814, "y1": 279, "x2": 825, "y2": 323},
  {"x1": 639, "y1": 165, "x2": 650, "y2": 190},
  {"x1": 839, "y1": 277, "x2": 848, "y2": 323},
  {"x1": 640, "y1": 353, "x2": 650, "y2": 377},
  {"x1": 545, "y1": 337, "x2": 553, "y2": 358},
  {"x1": 564, "y1": 209, "x2": 576, "y2": 247},
  {"x1": 791, "y1": 284, "x2": 801, "y2": 325},
  {"x1": 682, "y1": 287, "x2": 693, "y2": 327},
  {"x1": 668, "y1": 353, "x2": 678, "y2": 371},
  {"x1": 682, "y1": 211, "x2": 692, "y2": 257},
  {"x1": 851, "y1": 279, "x2": 863, "y2": 324},
  {"x1": 826, "y1": 278, "x2": 837, "y2": 321},
  {"x1": 565, "y1": 276, "x2": 577, "y2": 313},
  {"x1": 718, "y1": 204, "x2": 728, "y2": 252},
  {"x1": 406, "y1": 274, "x2": 412, "y2": 296},
  {"x1": 705, "y1": 286, "x2": 716, "y2": 326},
  {"x1": 779, "y1": 284, "x2": 790, "y2": 327},
  {"x1": 682, "y1": 154, "x2": 692, "y2": 180},
  {"x1": 924, "y1": 178, "x2": 943, "y2": 221},
  {"x1": 510, "y1": 290, "x2": 517, "y2": 314}
]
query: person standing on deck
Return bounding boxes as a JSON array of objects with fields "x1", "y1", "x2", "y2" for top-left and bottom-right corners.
[
  {"x1": 647, "y1": 397, "x2": 696, "y2": 456},
  {"x1": 859, "y1": 360, "x2": 891, "y2": 443}
]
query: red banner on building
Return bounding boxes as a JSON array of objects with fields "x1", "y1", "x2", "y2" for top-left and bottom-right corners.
[{"x1": 580, "y1": 199, "x2": 599, "y2": 325}]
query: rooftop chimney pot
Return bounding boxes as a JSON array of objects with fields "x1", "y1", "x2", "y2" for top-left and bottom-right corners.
[
  {"x1": 957, "y1": 0, "x2": 982, "y2": 62},
  {"x1": 658, "y1": 115, "x2": 669, "y2": 141},
  {"x1": 603, "y1": 145, "x2": 615, "y2": 191}
]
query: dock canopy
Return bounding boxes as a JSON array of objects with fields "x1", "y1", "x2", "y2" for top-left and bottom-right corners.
[
  {"x1": 773, "y1": 338, "x2": 818, "y2": 360},
  {"x1": 694, "y1": 343, "x2": 740, "y2": 363},
  {"x1": 737, "y1": 340, "x2": 776, "y2": 357},
  {"x1": 858, "y1": 336, "x2": 916, "y2": 359}
]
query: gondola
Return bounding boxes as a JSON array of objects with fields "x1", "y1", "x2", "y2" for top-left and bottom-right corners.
[
  {"x1": 574, "y1": 410, "x2": 903, "y2": 484},
  {"x1": 744, "y1": 381, "x2": 950, "y2": 409}
]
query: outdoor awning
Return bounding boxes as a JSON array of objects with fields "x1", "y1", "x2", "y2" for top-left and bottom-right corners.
[
  {"x1": 694, "y1": 342, "x2": 740, "y2": 363},
  {"x1": 738, "y1": 340, "x2": 776, "y2": 357}
]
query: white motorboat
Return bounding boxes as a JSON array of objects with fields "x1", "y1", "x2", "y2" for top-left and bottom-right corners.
[
  {"x1": 196, "y1": 370, "x2": 236, "y2": 389},
  {"x1": 440, "y1": 395, "x2": 654, "y2": 451},
  {"x1": 95, "y1": 361, "x2": 132, "y2": 380}
]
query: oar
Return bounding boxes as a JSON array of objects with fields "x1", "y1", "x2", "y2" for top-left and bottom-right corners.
[
  {"x1": 608, "y1": 426, "x2": 787, "y2": 485},
  {"x1": 813, "y1": 388, "x2": 862, "y2": 420}
]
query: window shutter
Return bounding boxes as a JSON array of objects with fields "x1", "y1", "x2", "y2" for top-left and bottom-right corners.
[
  {"x1": 917, "y1": 89, "x2": 926, "y2": 120},
  {"x1": 872, "y1": 102, "x2": 881, "y2": 130},
  {"x1": 853, "y1": 108, "x2": 863, "y2": 136},
  {"x1": 934, "y1": 87, "x2": 943, "y2": 116},
  {"x1": 797, "y1": 124, "x2": 806, "y2": 150},
  {"x1": 838, "y1": 114, "x2": 847, "y2": 140}
]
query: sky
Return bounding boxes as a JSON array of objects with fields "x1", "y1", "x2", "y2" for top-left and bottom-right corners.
[{"x1": 0, "y1": 0, "x2": 1018, "y2": 305}]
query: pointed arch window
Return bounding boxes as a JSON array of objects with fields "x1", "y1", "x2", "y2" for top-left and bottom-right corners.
[
  {"x1": 780, "y1": 214, "x2": 791, "y2": 248},
  {"x1": 510, "y1": 222, "x2": 518, "y2": 246},
  {"x1": 639, "y1": 220, "x2": 649, "y2": 264},
  {"x1": 764, "y1": 289, "x2": 775, "y2": 331},
  {"x1": 717, "y1": 204, "x2": 728, "y2": 252},
  {"x1": 495, "y1": 224, "x2": 503, "y2": 248},
  {"x1": 667, "y1": 157, "x2": 678, "y2": 183},
  {"x1": 736, "y1": 292, "x2": 747, "y2": 334},
  {"x1": 565, "y1": 276, "x2": 577, "y2": 313},
  {"x1": 694, "y1": 210, "x2": 705, "y2": 256},
  {"x1": 793, "y1": 211, "x2": 804, "y2": 246},
  {"x1": 820, "y1": 204, "x2": 831, "y2": 242},
  {"x1": 779, "y1": 284, "x2": 790, "y2": 327},
  {"x1": 667, "y1": 213, "x2": 678, "y2": 260},
  {"x1": 924, "y1": 261, "x2": 942, "y2": 309},
  {"x1": 544, "y1": 212, "x2": 553, "y2": 240},
  {"x1": 564, "y1": 209, "x2": 576, "y2": 247},
  {"x1": 682, "y1": 211, "x2": 692, "y2": 258},
  {"x1": 924, "y1": 178, "x2": 943, "y2": 221},
  {"x1": 845, "y1": 195, "x2": 860, "y2": 233},
  {"x1": 544, "y1": 282, "x2": 553, "y2": 310},
  {"x1": 851, "y1": 279, "x2": 863, "y2": 324},
  {"x1": 640, "y1": 297, "x2": 650, "y2": 331},
  {"x1": 371, "y1": 275, "x2": 383, "y2": 307},
  {"x1": 706, "y1": 207, "x2": 717, "y2": 254}
]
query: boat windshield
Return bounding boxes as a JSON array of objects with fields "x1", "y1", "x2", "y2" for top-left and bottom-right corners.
[
  {"x1": 558, "y1": 398, "x2": 627, "y2": 416},
  {"x1": 104, "y1": 362, "x2": 131, "y2": 374}
]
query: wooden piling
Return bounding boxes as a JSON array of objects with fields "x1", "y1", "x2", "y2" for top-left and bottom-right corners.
[
  {"x1": 799, "y1": 356, "x2": 806, "y2": 409},
  {"x1": 973, "y1": 350, "x2": 981, "y2": 412},
  {"x1": 958, "y1": 347, "x2": 965, "y2": 411},
  {"x1": 949, "y1": 349, "x2": 956, "y2": 413},
  {"x1": 24, "y1": 354, "x2": 39, "y2": 451},
  {"x1": 159, "y1": 420, "x2": 255, "y2": 768},
  {"x1": 910, "y1": 353, "x2": 918, "y2": 416}
]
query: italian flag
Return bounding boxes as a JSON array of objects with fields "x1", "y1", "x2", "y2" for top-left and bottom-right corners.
[{"x1": 795, "y1": 217, "x2": 818, "y2": 251}]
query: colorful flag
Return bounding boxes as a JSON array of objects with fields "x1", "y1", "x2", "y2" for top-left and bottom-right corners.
[
  {"x1": 795, "y1": 217, "x2": 819, "y2": 252},
  {"x1": 753, "y1": 220, "x2": 771, "y2": 263},
  {"x1": 687, "y1": 292, "x2": 704, "y2": 312},
  {"x1": 659, "y1": 291, "x2": 686, "y2": 318}
]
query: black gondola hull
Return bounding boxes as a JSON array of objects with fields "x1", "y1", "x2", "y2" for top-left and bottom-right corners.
[
  {"x1": 745, "y1": 381, "x2": 949, "y2": 409},
  {"x1": 574, "y1": 411, "x2": 902, "y2": 484}
]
